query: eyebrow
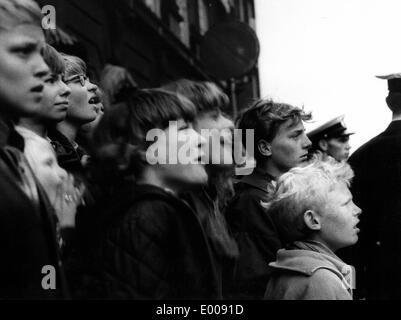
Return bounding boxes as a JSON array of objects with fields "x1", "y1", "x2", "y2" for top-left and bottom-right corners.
[
  {"x1": 10, "y1": 41, "x2": 38, "y2": 51},
  {"x1": 291, "y1": 128, "x2": 304, "y2": 135}
]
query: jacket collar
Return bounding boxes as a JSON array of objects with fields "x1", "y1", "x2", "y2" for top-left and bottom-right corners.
[
  {"x1": 270, "y1": 240, "x2": 353, "y2": 281},
  {"x1": 0, "y1": 116, "x2": 24, "y2": 151},
  {"x1": 237, "y1": 168, "x2": 275, "y2": 193}
]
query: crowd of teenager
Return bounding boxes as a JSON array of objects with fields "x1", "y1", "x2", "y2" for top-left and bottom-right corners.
[{"x1": 1, "y1": 0, "x2": 388, "y2": 300}]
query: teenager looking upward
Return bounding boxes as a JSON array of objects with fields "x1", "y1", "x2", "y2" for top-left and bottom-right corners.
[
  {"x1": 264, "y1": 158, "x2": 361, "y2": 300},
  {"x1": 85, "y1": 89, "x2": 221, "y2": 299},
  {"x1": 224, "y1": 99, "x2": 312, "y2": 299},
  {"x1": 163, "y1": 79, "x2": 239, "y2": 298}
]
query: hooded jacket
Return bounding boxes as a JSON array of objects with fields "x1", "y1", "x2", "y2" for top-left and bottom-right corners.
[{"x1": 264, "y1": 241, "x2": 353, "y2": 300}]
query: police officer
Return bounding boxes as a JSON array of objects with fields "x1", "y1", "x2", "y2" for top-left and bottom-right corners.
[
  {"x1": 307, "y1": 115, "x2": 354, "y2": 162},
  {"x1": 345, "y1": 73, "x2": 401, "y2": 299}
]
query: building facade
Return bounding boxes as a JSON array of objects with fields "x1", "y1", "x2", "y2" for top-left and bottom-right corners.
[{"x1": 37, "y1": 0, "x2": 260, "y2": 115}]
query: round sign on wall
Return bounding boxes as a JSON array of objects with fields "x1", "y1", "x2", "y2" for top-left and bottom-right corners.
[{"x1": 200, "y1": 21, "x2": 260, "y2": 80}]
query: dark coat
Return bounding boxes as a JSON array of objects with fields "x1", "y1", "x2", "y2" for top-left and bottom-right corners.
[
  {"x1": 224, "y1": 169, "x2": 282, "y2": 299},
  {"x1": 91, "y1": 184, "x2": 221, "y2": 299},
  {"x1": 182, "y1": 187, "x2": 239, "y2": 299},
  {"x1": 346, "y1": 120, "x2": 401, "y2": 299},
  {"x1": 0, "y1": 119, "x2": 68, "y2": 299},
  {"x1": 48, "y1": 128, "x2": 86, "y2": 178}
]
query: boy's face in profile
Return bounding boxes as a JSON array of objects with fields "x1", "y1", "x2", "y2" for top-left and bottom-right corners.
[
  {"x1": 268, "y1": 119, "x2": 312, "y2": 174},
  {"x1": 317, "y1": 182, "x2": 361, "y2": 251},
  {"x1": 0, "y1": 24, "x2": 49, "y2": 117}
]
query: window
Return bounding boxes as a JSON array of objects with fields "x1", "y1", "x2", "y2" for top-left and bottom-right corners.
[
  {"x1": 143, "y1": 0, "x2": 161, "y2": 17},
  {"x1": 176, "y1": 0, "x2": 190, "y2": 47},
  {"x1": 198, "y1": 0, "x2": 209, "y2": 35},
  {"x1": 220, "y1": 0, "x2": 232, "y2": 13},
  {"x1": 235, "y1": 0, "x2": 245, "y2": 22},
  {"x1": 247, "y1": 0, "x2": 256, "y2": 29}
]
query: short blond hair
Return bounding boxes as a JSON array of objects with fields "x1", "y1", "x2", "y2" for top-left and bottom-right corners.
[{"x1": 264, "y1": 157, "x2": 354, "y2": 244}]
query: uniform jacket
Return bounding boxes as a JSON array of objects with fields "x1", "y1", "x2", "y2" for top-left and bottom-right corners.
[
  {"x1": 0, "y1": 118, "x2": 68, "y2": 299},
  {"x1": 265, "y1": 241, "x2": 353, "y2": 300},
  {"x1": 91, "y1": 183, "x2": 221, "y2": 299},
  {"x1": 224, "y1": 169, "x2": 282, "y2": 299},
  {"x1": 345, "y1": 120, "x2": 401, "y2": 299}
]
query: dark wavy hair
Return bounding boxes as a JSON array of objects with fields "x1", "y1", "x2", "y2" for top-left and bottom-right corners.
[{"x1": 237, "y1": 99, "x2": 312, "y2": 163}]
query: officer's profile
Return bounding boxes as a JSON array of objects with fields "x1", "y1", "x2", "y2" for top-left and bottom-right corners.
[{"x1": 307, "y1": 115, "x2": 354, "y2": 162}]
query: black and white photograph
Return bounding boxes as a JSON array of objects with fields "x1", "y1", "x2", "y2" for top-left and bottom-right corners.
[{"x1": 0, "y1": 0, "x2": 400, "y2": 311}]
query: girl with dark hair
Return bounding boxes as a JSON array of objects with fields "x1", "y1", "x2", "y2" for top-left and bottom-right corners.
[{"x1": 85, "y1": 89, "x2": 221, "y2": 299}]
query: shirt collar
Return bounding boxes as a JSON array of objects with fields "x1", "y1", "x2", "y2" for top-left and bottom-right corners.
[
  {"x1": 237, "y1": 168, "x2": 275, "y2": 193},
  {"x1": 0, "y1": 116, "x2": 24, "y2": 151}
]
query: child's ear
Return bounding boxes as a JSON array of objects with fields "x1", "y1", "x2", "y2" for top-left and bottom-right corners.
[
  {"x1": 257, "y1": 139, "x2": 272, "y2": 157},
  {"x1": 318, "y1": 139, "x2": 328, "y2": 152},
  {"x1": 304, "y1": 210, "x2": 321, "y2": 231}
]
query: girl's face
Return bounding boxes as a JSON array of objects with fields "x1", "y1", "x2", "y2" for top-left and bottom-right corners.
[
  {"x1": 29, "y1": 142, "x2": 68, "y2": 204},
  {"x1": 37, "y1": 73, "x2": 71, "y2": 122},
  {"x1": 0, "y1": 24, "x2": 49, "y2": 117},
  {"x1": 148, "y1": 119, "x2": 208, "y2": 192},
  {"x1": 64, "y1": 74, "x2": 99, "y2": 125}
]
